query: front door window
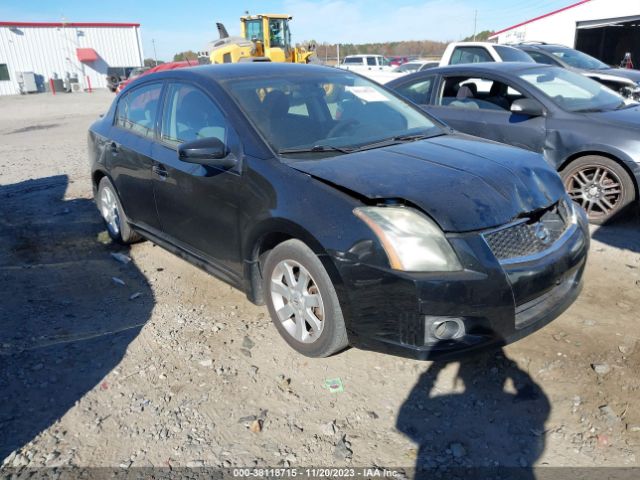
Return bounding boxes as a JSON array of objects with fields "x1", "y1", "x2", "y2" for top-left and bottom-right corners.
[{"x1": 160, "y1": 83, "x2": 227, "y2": 148}]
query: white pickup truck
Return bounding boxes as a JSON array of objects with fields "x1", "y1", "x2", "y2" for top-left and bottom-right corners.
[
  {"x1": 439, "y1": 42, "x2": 534, "y2": 66},
  {"x1": 339, "y1": 54, "x2": 393, "y2": 73}
]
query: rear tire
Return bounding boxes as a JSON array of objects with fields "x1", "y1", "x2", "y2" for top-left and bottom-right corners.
[
  {"x1": 96, "y1": 177, "x2": 141, "y2": 244},
  {"x1": 560, "y1": 155, "x2": 636, "y2": 224},
  {"x1": 263, "y1": 239, "x2": 348, "y2": 358}
]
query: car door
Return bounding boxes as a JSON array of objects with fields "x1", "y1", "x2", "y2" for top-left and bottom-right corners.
[
  {"x1": 109, "y1": 81, "x2": 164, "y2": 232},
  {"x1": 427, "y1": 74, "x2": 547, "y2": 152},
  {"x1": 151, "y1": 81, "x2": 244, "y2": 276}
]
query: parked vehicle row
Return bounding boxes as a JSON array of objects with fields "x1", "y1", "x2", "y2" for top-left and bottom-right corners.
[
  {"x1": 115, "y1": 61, "x2": 194, "y2": 93},
  {"x1": 90, "y1": 63, "x2": 589, "y2": 360},
  {"x1": 338, "y1": 55, "x2": 439, "y2": 84},
  {"x1": 387, "y1": 62, "x2": 640, "y2": 224},
  {"x1": 440, "y1": 41, "x2": 640, "y2": 101}
]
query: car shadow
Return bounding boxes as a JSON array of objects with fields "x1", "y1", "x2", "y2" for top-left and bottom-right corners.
[
  {"x1": 0, "y1": 175, "x2": 154, "y2": 464},
  {"x1": 397, "y1": 345, "x2": 550, "y2": 479},
  {"x1": 591, "y1": 214, "x2": 640, "y2": 254}
]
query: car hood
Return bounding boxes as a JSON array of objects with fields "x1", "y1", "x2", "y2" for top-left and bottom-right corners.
[
  {"x1": 584, "y1": 105, "x2": 640, "y2": 128},
  {"x1": 584, "y1": 68, "x2": 640, "y2": 84},
  {"x1": 288, "y1": 134, "x2": 565, "y2": 232}
]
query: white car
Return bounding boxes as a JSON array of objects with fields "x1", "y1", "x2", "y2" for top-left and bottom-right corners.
[
  {"x1": 439, "y1": 42, "x2": 534, "y2": 66},
  {"x1": 392, "y1": 60, "x2": 439, "y2": 74}
]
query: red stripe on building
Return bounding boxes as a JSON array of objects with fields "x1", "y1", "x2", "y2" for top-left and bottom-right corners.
[
  {"x1": 490, "y1": 0, "x2": 591, "y2": 37},
  {"x1": 0, "y1": 21, "x2": 140, "y2": 28}
]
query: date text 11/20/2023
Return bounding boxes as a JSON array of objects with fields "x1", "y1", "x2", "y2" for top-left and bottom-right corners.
[{"x1": 231, "y1": 468, "x2": 402, "y2": 478}]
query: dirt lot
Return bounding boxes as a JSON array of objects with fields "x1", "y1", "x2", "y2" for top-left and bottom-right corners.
[{"x1": 1, "y1": 90, "x2": 639, "y2": 474}]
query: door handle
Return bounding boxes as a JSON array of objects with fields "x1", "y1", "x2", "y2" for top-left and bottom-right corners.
[{"x1": 152, "y1": 164, "x2": 168, "y2": 179}]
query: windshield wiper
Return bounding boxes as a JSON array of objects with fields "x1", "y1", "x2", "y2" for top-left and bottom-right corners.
[
  {"x1": 354, "y1": 132, "x2": 444, "y2": 151},
  {"x1": 574, "y1": 107, "x2": 607, "y2": 113},
  {"x1": 391, "y1": 133, "x2": 433, "y2": 142},
  {"x1": 278, "y1": 145, "x2": 355, "y2": 155}
]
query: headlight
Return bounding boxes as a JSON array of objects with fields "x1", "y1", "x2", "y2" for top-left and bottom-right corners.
[
  {"x1": 353, "y1": 206, "x2": 462, "y2": 272},
  {"x1": 559, "y1": 198, "x2": 578, "y2": 224}
]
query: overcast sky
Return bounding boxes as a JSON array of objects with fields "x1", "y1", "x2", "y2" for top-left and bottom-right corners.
[{"x1": 1, "y1": 0, "x2": 576, "y2": 60}]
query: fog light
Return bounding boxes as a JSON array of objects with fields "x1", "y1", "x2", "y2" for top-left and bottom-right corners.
[{"x1": 429, "y1": 317, "x2": 465, "y2": 341}]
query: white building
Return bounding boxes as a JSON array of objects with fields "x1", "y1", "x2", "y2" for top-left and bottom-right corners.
[
  {"x1": 0, "y1": 21, "x2": 144, "y2": 96},
  {"x1": 490, "y1": 0, "x2": 640, "y2": 65}
]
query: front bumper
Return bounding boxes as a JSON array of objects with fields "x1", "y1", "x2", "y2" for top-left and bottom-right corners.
[{"x1": 332, "y1": 211, "x2": 589, "y2": 360}]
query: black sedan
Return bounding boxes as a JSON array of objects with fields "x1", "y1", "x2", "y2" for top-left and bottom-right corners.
[
  {"x1": 89, "y1": 63, "x2": 588, "y2": 360},
  {"x1": 388, "y1": 62, "x2": 640, "y2": 224}
]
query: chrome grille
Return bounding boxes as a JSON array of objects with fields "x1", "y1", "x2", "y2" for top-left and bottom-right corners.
[{"x1": 484, "y1": 202, "x2": 570, "y2": 261}]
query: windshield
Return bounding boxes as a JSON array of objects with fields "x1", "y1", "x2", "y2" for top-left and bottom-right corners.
[
  {"x1": 268, "y1": 18, "x2": 290, "y2": 49},
  {"x1": 546, "y1": 47, "x2": 609, "y2": 70},
  {"x1": 494, "y1": 46, "x2": 534, "y2": 63},
  {"x1": 221, "y1": 69, "x2": 443, "y2": 154},
  {"x1": 518, "y1": 67, "x2": 625, "y2": 112}
]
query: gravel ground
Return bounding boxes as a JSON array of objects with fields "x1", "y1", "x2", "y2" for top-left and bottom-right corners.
[{"x1": 0, "y1": 90, "x2": 639, "y2": 474}]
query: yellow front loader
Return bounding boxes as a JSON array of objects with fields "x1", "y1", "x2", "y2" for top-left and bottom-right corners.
[{"x1": 209, "y1": 14, "x2": 314, "y2": 64}]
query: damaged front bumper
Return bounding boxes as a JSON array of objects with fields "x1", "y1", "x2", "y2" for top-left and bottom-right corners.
[{"x1": 331, "y1": 204, "x2": 590, "y2": 360}]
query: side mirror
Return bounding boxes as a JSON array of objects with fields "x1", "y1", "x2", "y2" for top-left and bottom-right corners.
[
  {"x1": 511, "y1": 98, "x2": 544, "y2": 117},
  {"x1": 178, "y1": 137, "x2": 236, "y2": 169}
]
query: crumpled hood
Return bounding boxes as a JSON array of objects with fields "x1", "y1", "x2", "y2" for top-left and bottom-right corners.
[
  {"x1": 585, "y1": 68, "x2": 640, "y2": 84},
  {"x1": 289, "y1": 134, "x2": 566, "y2": 232}
]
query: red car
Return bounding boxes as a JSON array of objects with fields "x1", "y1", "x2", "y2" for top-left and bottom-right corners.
[
  {"x1": 115, "y1": 60, "x2": 196, "y2": 93},
  {"x1": 389, "y1": 56, "x2": 412, "y2": 67}
]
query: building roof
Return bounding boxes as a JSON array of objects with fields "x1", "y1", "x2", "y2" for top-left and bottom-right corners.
[
  {"x1": 0, "y1": 21, "x2": 140, "y2": 28},
  {"x1": 490, "y1": 0, "x2": 591, "y2": 38}
]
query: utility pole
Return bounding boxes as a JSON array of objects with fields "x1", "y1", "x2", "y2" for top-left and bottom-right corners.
[
  {"x1": 152, "y1": 39, "x2": 158, "y2": 66},
  {"x1": 473, "y1": 10, "x2": 478, "y2": 41}
]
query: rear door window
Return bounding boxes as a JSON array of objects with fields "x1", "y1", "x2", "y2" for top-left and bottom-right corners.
[
  {"x1": 450, "y1": 47, "x2": 493, "y2": 65},
  {"x1": 394, "y1": 77, "x2": 436, "y2": 104},
  {"x1": 115, "y1": 82, "x2": 162, "y2": 138},
  {"x1": 366, "y1": 57, "x2": 377, "y2": 66}
]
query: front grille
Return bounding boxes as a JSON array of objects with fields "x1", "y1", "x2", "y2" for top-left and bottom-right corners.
[{"x1": 484, "y1": 201, "x2": 571, "y2": 261}]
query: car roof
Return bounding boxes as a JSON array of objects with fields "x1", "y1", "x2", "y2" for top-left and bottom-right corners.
[
  {"x1": 135, "y1": 62, "x2": 354, "y2": 85},
  {"x1": 514, "y1": 43, "x2": 568, "y2": 51}
]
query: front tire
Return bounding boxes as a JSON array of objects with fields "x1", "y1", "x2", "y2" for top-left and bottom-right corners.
[
  {"x1": 560, "y1": 155, "x2": 636, "y2": 224},
  {"x1": 263, "y1": 239, "x2": 348, "y2": 357},
  {"x1": 96, "y1": 177, "x2": 141, "y2": 244}
]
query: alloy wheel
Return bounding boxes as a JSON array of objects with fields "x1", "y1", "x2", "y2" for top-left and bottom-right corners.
[
  {"x1": 100, "y1": 186, "x2": 121, "y2": 236},
  {"x1": 565, "y1": 165, "x2": 623, "y2": 219},
  {"x1": 270, "y1": 259, "x2": 325, "y2": 344}
]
